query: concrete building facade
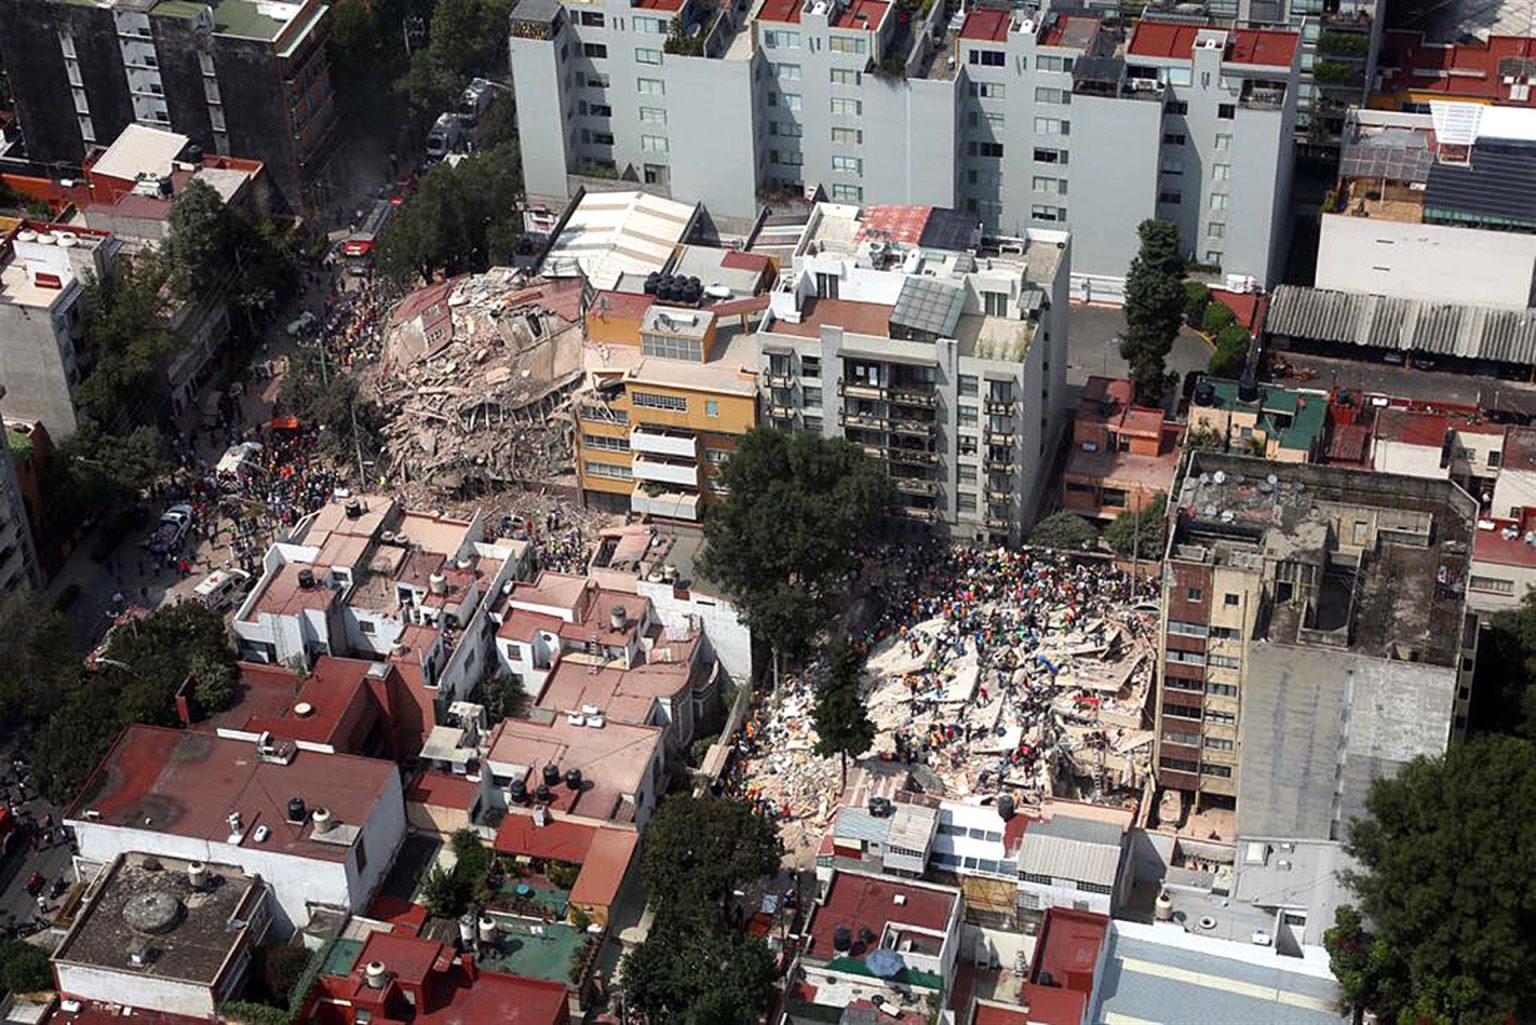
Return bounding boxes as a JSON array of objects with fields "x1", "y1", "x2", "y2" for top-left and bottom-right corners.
[
  {"x1": 507, "y1": 1, "x2": 1298, "y2": 296},
  {"x1": 0, "y1": 0, "x2": 337, "y2": 214}
]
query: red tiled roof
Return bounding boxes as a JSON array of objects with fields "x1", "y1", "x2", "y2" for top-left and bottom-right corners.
[
  {"x1": 721, "y1": 250, "x2": 772, "y2": 272},
  {"x1": 1326, "y1": 423, "x2": 1372, "y2": 465},
  {"x1": 408, "y1": 770, "x2": 480, "y2": 809},
  {"x1": 857, "y1": 204, "x2": 934, "y2": 245},
  {"x1": 1209, "y1": 288, "x2": 1269, "y2": 334},
  {"x1": 758, "y1": 0, "x2": 801, "y2": 23},
  {"x1": 1022, "y1": 907, "x2": 1109, "y2": 1025},
  {"x1": 768, "y1": 297, "x2": 891, "y2": 338},
  {"x1": 568, "y1": 826, "x2": 638, "y2": 909},
  {"x1": 1474, "y1": 513, "x2": 1536, "y2": 569},
  {"x1": 806, "y1": 872, "x2": 956, "y2": 961},
  {"x1": 1375, "y1": 408, "x2": 1448, "y2": 448},
  {"x1": 357, "y1": 932, "x2": 448, "y2": 988},
  {"x1": 497, "y1": 608, "x2": 566, "y2": 643},
  {"x1": 972, "y1": 1005, "x2": 1032, "y2": 1025},
  {"x1": 634, "y1": 0, "x2": 684, "y2": 8},
  {"x1": 50, "y1": 1003, "x2": 209, "y2": 1025},
  {"x1": 494, "y1": 813, "x2": 598, "y2": 862},
  {"x1": 589, "y1": 290, "x2": 653, "y2": 322},
  {"x1": 959, "y1": 8, "x2": 1009, "y2": 43},
  {"x1": 1379, "y1": 31, "x2": 1536, "y2": 107},
  {"x1": 1039, "y1": 13, "x2": 1100, "y2": 48},
  {"x1": 1228, "y1": 27, "x2": 1299, "y2": 67},
  {"x1": 1127, "y1": 21, "x2": 1200, "y2": 59},
  {"x1": 831, "y1": 0, "x2": 887, "y2": 30},
  {"x1": 367, "y1": 893, "x2": 430, "y2": 935}
]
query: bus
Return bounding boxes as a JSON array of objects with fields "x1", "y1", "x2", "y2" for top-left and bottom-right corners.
[{"x1": 340, "y1": 196, "x2": 402, "y2": 277}]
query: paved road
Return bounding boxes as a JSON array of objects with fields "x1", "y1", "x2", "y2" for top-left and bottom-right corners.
[
  {"x1": 1065, "y1": 304, "x2": 1213, "y2": 406},
  {"x1": 1278, "y1": 352, "x2": 1536, "y2": 417}
]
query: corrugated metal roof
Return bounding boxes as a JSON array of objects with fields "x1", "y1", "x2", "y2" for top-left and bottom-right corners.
[
  {"x1": 834, "y1": 807, "x2": 892, "y2": 844},
  {"x1": 1018, "y1": 828, "x2": 1121, "y2": 887},
  {"x1": 1268, "y1": 285, "x2": 1536, "y2": 363}
]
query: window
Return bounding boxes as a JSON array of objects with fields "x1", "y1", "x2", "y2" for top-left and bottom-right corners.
[
  {"x1": 1211, "y1": 625, "x2": 1240, "y2": 640},
  {"x1": 958, "y1": 465, "x2": 977, "y2": 484},
  {"x1": 1165, "y1": 648, "x2": 1206, "y2": 666},
  {"x1": 641, "y1": 334, "x2": 700, "y2": 360},
  {"x1": 583, "y1": 42, "x2": 608, "y2": 58},
  {"x1": 1470, "y1": 575, "x2": 1516, "y2": 594},
  {"x1": 586, "y1": 130, "x2": 615, "y2": 145},
  {"x1": 1208, "y1": 222, "x2": 1226, "y2": 239},
  {"x1": 1036, "y1": 55, "x2": 1073, "y2": 72},
  {"x1": 1033, "y1": 117, "x2": 1070, "y2": 135},
  {"x1": 1031, "y1": 205, "x2": 1066, "y2": 222},
  {"x1": 969, "y1": 141, "x2": 1004, "y2": 158},
  {"x1": 1163, "y1": 728, "x2": 1200, "y2": 747},
  {"x1": 1186, "y1": 587, "x2": 1203, "y2": 602},
  {"x1": 1215, "y1": 132, "x2": 1232, "y2": 150},
  {"x1": 583, "y1": 433, "x2": 630, "y2": 452},
  {"x1": 969, "y1": 48, "x2": 1005, "y2": 66},
  {"x1": 830, "y1": 183, "x2": 863, "y2": 202},
  {"x1": 1201, "y1": 762, "x2": 1233, "y2": 778},
  {"x1": 1077, "y1": 880, "x2": 1113, "y2": 895},
  {"x1": 1163, "y1": 702, "x2": 1203, "y2": 720},
  {"x1": 1218, "y1": 103, "x2": 1236, "y2": 119},
  {"x1": 1160, "y1": 154, "x2": 1183, "y2": 175},
  {"x1": 632, "y1": 392, "x2": 687, "y2": 412},
  {"x1": 636, "y1": 46, "x2": 662, "y2": 64},
  {"x1": 783, "y1": 93, "x2": 802, "y2": 111},
  {"x1": 774, "y1": 62, "x2": 802, "y2": 79},
  {"x1": 638, "y1": 77, "x2": 665, "y2": 95},
  {"x1": 1160, "y1": 755, "x2": 1200, "y2": 774},
  {"x1": 959, "y1": 405, "x2": 979, "y2": 427},
  {"x1": 1165, "y1": 99, "x2": 1188, "y2": 114},
  {"x1": 829, "y1": 34, "x2": 866, "y2": 54},
  {"x1": 1032, "y1": 175, "x2": 1066, "y2": 195},
  {"x1": 1163, "y1": 131, "x2": 1186, "y2": 145},
  {"x1": 1206, "y1": 682, "x2": 1238, "y2": 697},
  {"x1": 762, "y1": 28, "x2": 800, "y2": 48},
  {"x1": 983, "y1": 291, "x2": 1009, "y2": 316},
  {"x1": 959, "y1": 436, "x2": 977, "y2": 456},
  {"x1": 1165, "y1": 677, "x2": 1203, "y2": 692},
  {"x1": 830, "y1": 68, "x2": 862, "y2": 85},
  {"x1": 1206, "y1": 709, "x2": 1236, "y2": 726},
  {"x1": 958, "y1": 494, "x2": 978, "y2": 513},
  {"x1": 1209, "y1": 653, "x2": 1241, "y2": 669},
  {"x1": 969, "y1": 81, "x2": 1005, "y2": 98},
  {"x1": 1210, "y1": 193, "x2": 1230, "y2": 211},
  {"x1": 706, "y1": 448, "x2": 730, "y2": 465},
  {"x1": 586, "y1": 71, "x2": 611, "y2": 87},
  {"x1": 802, "y1": 386, "x2": 822, "y2": 407},
  {"x1": 773, "y1": 150, "x2": 804, "y2": 166},
  {"x1": 1158, "y1": 191, "x2": 1181, "y2": 205},
  {"x1": 1168, "y1": 620, "x2": 1209, "y2": 638},
  {"x1": 770, "y1": 120, "x2": 803, "y2": 137},
  {"x1": 586, "y1": 461, "x2": 633, "y2": 481},
  {"x1": 705, "y1": 400, "x2": 720, "y2": 417},
  {"x1": 1203, "y1": 736, "x2": 1235, "y2": 753},
  {"x1": 640, "y1": 134, "x2": 668, "y2": 153},
  {"x1": 830, "y1": 127, "x2": 863, "y2": 145},
  {"x1": 577, "y1": 9, "x2": 604, "y2": 25},
  {"x1": 802, "y1": 356, "x2": 820, "y2": 379},
  {"x1": 1213, "y1": 163, "x2": 1231, "y2": 181},
  {"x1": 832, "y1": 155, "x2": 863, "y2": 175},
  {"x1": 635, "y1": 15, "x2": 667, "y2": 31},
  {"x1": 1034, "y1": 147, "x2": 1068, "y2": 165},
  {"x1": 640, "y1": 106, "x2": 667, "y2": 124},
  {"x1": 359, "y1": 619, "x2": 377, "y2": 634},
  {"x1": 830, "y1": 97, "x2": 862, "y2": 115},
  {"x1": 77, "y1": 115, "x2": 95, "y2": 143},
  {"x1": 1035, "y1": 86, "x2": 1070, "y2": 104}
]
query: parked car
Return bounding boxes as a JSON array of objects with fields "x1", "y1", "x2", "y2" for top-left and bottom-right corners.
[
  {"x1": 286, "y1": 311, "x2": 317, "y2": 337},
  {"x1": 425, "y1": 112, "x2": 468, "y2": 162},
  {"x1": 194, "y1": 568, "x2": 252, "y2": 611},
  {"x1": 148, "y1": 504, "x2": 194, "y2": 554}
]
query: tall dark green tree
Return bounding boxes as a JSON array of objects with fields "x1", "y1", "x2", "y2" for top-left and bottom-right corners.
[
  {"x1": 813, "y1": 641, "x2": 875, "y2": 789},
  {"x1": 1337, "y1": 734, "x2": 1536, "y2": 1025},
  {"x1": 376, "y1": 144, "x2": 524, "y2": 284},
  {"x1": 1120, "y1": 219, "x2": 1186, "y2": 406},
  {"x1": 620, "y1": 905, "x2": 777, "y2": 1025},
  {"x1": 1028, "y1": 511, "x2": 1099, "y2": 551},
  {"x1": 75, "y1": 252, "x2": 173, "y2": 426},
  {"x1": 1470, "y1": 589, "x2": 1536, "y2": 736},
  {"x1": 1103, "y1": 492, "x2": 1166, "y2": 560},
  {"x1": 162, "y1": 179, "x2": 231, "y2": 302},
  {"x1": 699, "y1": 428, "x2": 892, "y2": 668},
  {"x1": 638, "y1": 796, "x2": 782, "y2": 910}
]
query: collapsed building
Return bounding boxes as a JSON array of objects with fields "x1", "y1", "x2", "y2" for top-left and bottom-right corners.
[{"x1": 372, "y1": 270, "x2": 586, "y2": 495}]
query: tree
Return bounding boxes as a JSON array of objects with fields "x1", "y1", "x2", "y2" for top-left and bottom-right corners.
[
  {"x1": 813, "y1": 642, "x2": 875, "y2": 789},
  {"x1": 1208, "y1": 324, "x2": 1251, "y2": 379},
  {"x1": 1183, "y1": 281, "x2": 1211, "y2": 328},
  {"x1": 0, "y1": 939, "x2": 52, "y2": 993},
  {"x1": 1340, "y1": 734, "x2": 1536, "y2": 1024},
  {"x1": 1028, "y1": 511, "x2": 1099, "y2": 551},
  {"x1": 699, "y1": 428, "x2": 892, "y2": 664},
  {"x1": 620, "y1": 907, "x2": 777, "y2": 1025},
  {"x1": 1469, "y1": 595, "x2": 1536, "y2": 736},
  {"x1": 1120, "y1": 219, "x2": 1186, "y2": 406},
  {"x1": 397, "y1": 0, "x2": 515, "y2": 113},
  {"x1": 472, "y1": 92, "x2": 517, "y2": 150},
  {"x1": 277, "y1": 349, "x2": 382, "y2": 464},
  {"x1": 1103, "y1": 492, "x2": 1166, "y2": 560},
  {"x1": 254, "y1": 944, "x2": 313, "y2": 1007},
  {"x1": 190, "y1": 652, "x2": 238, "y2": 713},
  {"x1": 1324, "y1": 906, "x2": 1406, "y2": 1021},
  {"x1": 376, "y1": 144, "x2": 524, "y2": 285},
  {"x1": 74, "y1": 253, "x2": 174, "y2": 426},
  {"x1": 418, "y1": 863, "x2": 464, "y2": 918},
  {"x1": 163, "y1": 179, "x2": 232, "y2": 302},
  {"x1": 639, "y1": 796, "x2": 781, "y2": 911},
  {"x1": 1201, "y1": 299, "x2": 1237, "y2": 335},
  {"x1": 0, "y1": 597, "x2": 82, "y2": 731}
]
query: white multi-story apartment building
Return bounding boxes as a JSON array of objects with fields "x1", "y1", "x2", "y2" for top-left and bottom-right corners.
[
  {"x1": 509, "y1": 0, "x2": 1298, "y2": 297},
  {"x1": 752, "y1": 202, "x2": 1068, "y2": 541}
]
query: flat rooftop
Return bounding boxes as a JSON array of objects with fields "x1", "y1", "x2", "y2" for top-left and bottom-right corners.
[
  {"x1": 1172, "y1": 452, "x2": 1473, "y2": 668},
  {"x1": 54, "y1": 853, "x2": 262, "y2": 985},
  {"x1": 485, "y1": 714, "x2": 663, "y2": 822},
  {"x1": 804, "y1": 871, "x2": 957, "y2": 967},
  {"x1": 66, "y1": 725, "x2": 397, "y2": 863},
  {"x1": 0, "y1": 259, "x2": 72, "y2": 309}
]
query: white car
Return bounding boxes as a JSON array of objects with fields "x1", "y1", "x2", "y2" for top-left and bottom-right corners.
[
  {"x1": 148, "y1": 504, "x2": 194, "y2": 554},
  {"x1": 286, "y1": 311, "x2": 317, "y2": 337}
]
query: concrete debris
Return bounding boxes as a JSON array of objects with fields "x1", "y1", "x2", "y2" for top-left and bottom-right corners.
[
  {"x1": 366, "y1": 269, "x2": 588, "y2": 496},
  {"x1": 725, "y1": 545, "x2": 1160, "y2": 863}
]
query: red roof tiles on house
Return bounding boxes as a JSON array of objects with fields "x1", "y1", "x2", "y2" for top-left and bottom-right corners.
[
  {"x1": 1228, "y1": 27, "x2": 1299, "y2": 67},
  {"x1": 959, "y1": 8, "x2": 1009, "y2": 43},
  {"x1": 831, "y1": 0, "x2": 888, "y2": 30},
  {"x1": 494, "y1": 814, "x2": 598, "y2": 862},
  {"x1": 1379, "y1": 31, "x2": 1536, "y2": 107},
  {"x1": 1374, "y1": 408, "x2": 1449, "y2": 448},
  {"x1": 1127, "y1": 21, "x2": 1201, "y2": 59},
  {"x1": 758, "y1": 0, "x2": 802, "y2": 23},
  {"x1": 806, "y1": 872, "x2": 956, "y2": 961}
]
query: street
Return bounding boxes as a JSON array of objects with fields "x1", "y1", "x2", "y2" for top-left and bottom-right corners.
[{"x1": 1065, "y1": 304, "x2": 1213, "y2": 405}]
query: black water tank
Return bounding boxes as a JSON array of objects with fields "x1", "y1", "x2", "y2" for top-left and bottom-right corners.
[
  {"x1": 833, "y1": 926, "x2": 852, "y2": 952},
  {"x1": 297, "y1": 568, "x2": 316, "y2": 590},
  {"x1": 565, "y1": 767, "x2": 584, "y2": 790},
  {"x1": 1238, "y1": 370, "x2": 1259, "y2": 403},
  {"x1": 542, "y1": 764, "x2": 561, "y2": 787},
  {"x1": 644, "y1": 272, "x2": 660, "y2": 295},
  {"x1": 997, "y1": 794, "x2": 1015, "y2": 821},
  {"x1": 345, "y1": 498, "x2": 363, "y2": 519},
  {"x1": 1194, "y1": 378, "x2": 1215, "y2": 406},
  {"x1": 286, "y1": 797, "x2": 307, "y2": 823},
  {"x1": 510, "y1": 779, "x2": 529, "y2": 804},
  {"x1": 535, "y1": 783, "x2": 554, "y2": 804}
]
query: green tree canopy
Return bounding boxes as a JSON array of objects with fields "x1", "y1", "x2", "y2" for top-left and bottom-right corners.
[
  {"x1": 376, "y1": 144, "x2": 524, "y2": 285},
  {"x1": 0, "y1": 939, "x2": 52, "y2": 994},
  {"x1": 1183, "y1": 281, "x2": 1210, "y2": 328},
  {"x1": 619, "y1": 906, "x2": 777, "y2": 1025},
  {"x1": 163, "y1": 179, "x2": 231, "y2": 302},
  {"x1": 75, "y1": 253, "x2": 173, "y2": 426},
  {"x1": 1103, "y1": 492, "x2": 1166, "y2": 560},
  {"x1": 813, "y1": 641, "x2": 875, "y2": 788},
  {"x1": 1208, "y1": 324, "x2": 1251, "y2": 378},
  {"x1": 397, "y1": 0, "x2": 515, "y2": 113},
  {"x1": 639, "y1": 796, "x2": 782, "y2": 910},
  {"x1": 1470, "y1": 589, "x2": 1536, "y2": 736},
  {"x1": 1028, "y1": 511, "x2": 1099, "y2": 551},
  {"x1": 1120, "y1": 219, "x2": 1186, "y2": 406},
  {"x1": 699, "y1": 428, "x2": 892, "y2": 660},
  {"x1": 1338, "y1": 734, "x2": 1536, "y2": 1024},
  {"x1": 277, "y1": 349, "x2": 382, "y2": 465}
]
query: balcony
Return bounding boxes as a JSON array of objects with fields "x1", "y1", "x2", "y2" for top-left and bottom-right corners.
[
  {"x1": 986, "y1": 516, "x2": 1013, "y2": 531},
  {"x1": 900, "y1": 506, "x2": 940, "y2": 523},
  {"x1": 891, "y1": 417, "x2": 936, "y2": 438},
  {"x1": 888, "y1": 448, "x2": 939, "y2": 466},
  {"x1": 631, "y1": 484, "x2": 701, "y2": 521},
  {"x1": 765, "y1": 372, "x2": 794, "y2": 389},
  {"x1": 840, "y1": 411, "x2": 889, "y2": 431},
  {"x1": 767, "y1": 403, "x2": 796, "y2": 420},
  {"x1": 985, "y1": 400, "x2": 1016, "y2": 416},
  {"x1": 984, "y1": 429, "x2": 1015, "y2": 446},
  {"x1": 838, "y1": 378, "x2": 886, "y2": 400},
  {"x1": 983, "y1": 457, "x2": 1013, "y2": 473},
  {"x1": 630, "y1": 427, "x2": 696, "y2": 460},
  {"x1": 890, "y1": 386, "x2": 938, "y2": 408},
  {"x1": 860, "y1": 445, "x2": 888, "y2": 461},
  {"x1": 894, "y1": 477, "x2": 939, "y2": 497},
  {"x1": 986, "y1": 487, "x2": 1014, "y2": 503},
  {"x1": 632, "y1": 456, "x2": 699, "y2": 488}
]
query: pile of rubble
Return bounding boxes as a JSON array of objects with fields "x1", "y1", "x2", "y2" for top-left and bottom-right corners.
[
  {"x1": 367, "y1": 269, "x2": 587, "y2": 495},
  {"x1": 726, "y1": 547, "x2": 1159, "y2": 860}
]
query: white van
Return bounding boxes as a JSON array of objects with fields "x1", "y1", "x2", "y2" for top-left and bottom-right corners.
[{"x1": 195, "y1": 568, "x2": 252, "y2": 611}]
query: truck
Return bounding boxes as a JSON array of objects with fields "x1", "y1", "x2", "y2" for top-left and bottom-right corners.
[
  {"x1": 459, "y1": 77, "x2": 496, "y2": 127},
  {"x1": 340, "y1": 196, "x2": 401, "y2": 277},
  {"x1": 425, "y1": 112, "x2": 468, "y2": 162}
]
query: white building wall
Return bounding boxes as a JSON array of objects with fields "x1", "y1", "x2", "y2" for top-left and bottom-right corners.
[
  {"x1": 1468, "y1": 555, "x2": 1536, "y2": 612},
  {"x1": 54, "y1": 964, "x2": 215, "y2": 1018},
  {"x1": 1317, "y1": 214, "x2": 1536, "y2": 308},
  {"x1": 638, "y1": 580, "x2": 753, "y2": 683}
]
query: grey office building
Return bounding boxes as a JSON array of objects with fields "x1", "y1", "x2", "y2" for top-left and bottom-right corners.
[{"x1": 508, "y1": 0, "x2": 1298, "y2": 298}]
